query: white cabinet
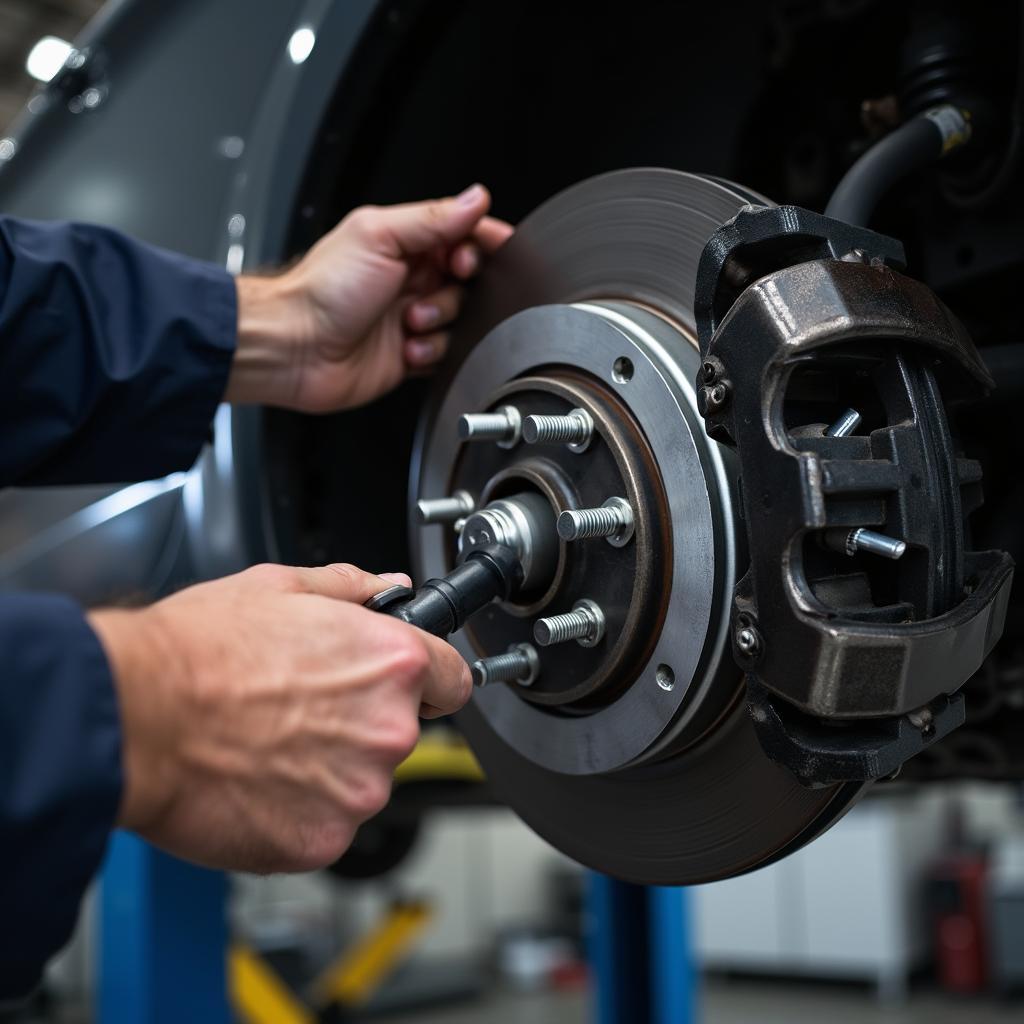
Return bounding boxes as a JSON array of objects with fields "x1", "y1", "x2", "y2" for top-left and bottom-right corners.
[
  {"x1": 694, "y1": 854, "x2": 794, "y2": 967},
  {"x1": 692, "y1": 791, "x2": 946, "y2": 1000}
]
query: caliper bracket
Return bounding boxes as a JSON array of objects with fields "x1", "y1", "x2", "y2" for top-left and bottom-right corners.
[{"x1": 694, "y1": 204, "x2": 1014, "y2": 785}]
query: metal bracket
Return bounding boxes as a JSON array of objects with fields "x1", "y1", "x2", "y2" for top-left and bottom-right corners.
[
  {"x1": 694, "y1": 204, "x2": 1014, "y2": 783},
  {"x1": 748, "y1": 682, "x2": 966, "y2": 788}
]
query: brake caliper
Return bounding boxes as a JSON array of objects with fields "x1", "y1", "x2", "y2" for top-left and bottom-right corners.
[{"x1": 694, "y1": 205, "x2": 1014, "y2": 787}]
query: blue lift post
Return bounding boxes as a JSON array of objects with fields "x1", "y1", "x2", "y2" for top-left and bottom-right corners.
[
  {"x1": 97, "y1": 831, "x2": 230, "y2": 1024},
  {"x1": 587, "y1": 874, "x2": 697, "y2": 1024}
]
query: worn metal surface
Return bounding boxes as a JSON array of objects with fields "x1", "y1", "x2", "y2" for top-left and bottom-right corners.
[
  {"x1": 694, "y1": 203, "x2": 1014, "y2": 789},
  {"x1": 697, "y1": 206, "x2": 1013, "y2": 722},
  {"x1": 411, "y1": 170, "x2": 866, "y2": 883}
]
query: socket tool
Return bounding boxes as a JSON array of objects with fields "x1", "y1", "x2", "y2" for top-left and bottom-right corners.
[{"x1": 365, "y1": 543, "x2": 523, "y2": 639}]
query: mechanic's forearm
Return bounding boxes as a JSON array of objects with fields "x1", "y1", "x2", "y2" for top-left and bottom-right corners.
[
  {"x1": 226, "y1": 273, "x2": 310, "y2": 407},
  {"x1": 0, "y1": 218, "x2": 237, "y2": 486},
  {"x1": 87, "y1": 608, "x2": 183, "y2": 833},
  {"x1": 0, "y1": 595, "x2": 124, "y2": 999}
]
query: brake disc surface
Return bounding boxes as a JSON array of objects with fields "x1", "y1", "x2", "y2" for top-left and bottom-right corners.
[{"x1": 411, "y1": 169, "x2": 865, "y2": 884}]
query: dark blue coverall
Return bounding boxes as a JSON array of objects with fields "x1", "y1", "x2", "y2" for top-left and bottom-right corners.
[{"x1": 0, "y1": 217, "x2": 237, "y2": 998}]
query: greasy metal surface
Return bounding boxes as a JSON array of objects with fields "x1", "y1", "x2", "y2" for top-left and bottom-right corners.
[
  {"x1": 694, "y1": 204, "x2": 907, "y2": 344},
  {"x1": 700, "y1": 249, "x2": 1012, "y2": 719},
  {"x1": 411, "y1": 170, "x2": 866, "y2": 882}
]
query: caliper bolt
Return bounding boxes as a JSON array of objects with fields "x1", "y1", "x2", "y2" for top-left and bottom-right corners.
[
  {"x1": 846, "y1": 528, "x2": 907, "y2": 560},
  {"x1": 416, "y1": 490, "x2": 475, "y2": 525},
  {"x1": 735, "y1": 624, "x2": 763, "y2": 659},
  {"x1": 521, "y1": 407, "x2": 594, "y2": 453},
  {"x1": 471, "y1": 643, "x2": 540, "y2": 688},
  {"x1": 458, "y1": 405, "x2": 522, "y2": 448},
  {"x1": 557, "y1": 497, "x2": 635, "y2": 547},
  {"x1": 825, "y1": 408, "x2": 862, "y2": 438},
  {"x1": 533, "y1": 598, "x2": 605, "y2": 648},
  {"x1": 701, "y1": 381, "x2": 730, "y2": 412}
]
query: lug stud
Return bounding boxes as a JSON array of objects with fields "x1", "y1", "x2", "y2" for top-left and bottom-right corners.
[
  {"x1": 846, "y1": 527, "x2": 907, "y2": 560},
  {"x1": 533, "y1": 598, "x2": 605, "y2": 648},
  {"x1": 521, "y1": 407, "x2": 594, "y2": 453},
  {"x1": 471, "y1": 643, "x2": 540, "y2": 687},
  {"x1": 417, "y1": 490, "x2": 475, "y2": 525},
  {"x1": 458, "y1": 405, "x2": 522, "y2": 448},
  {"x1": 557, "y1": 497, "x2": 635, "y2": 547},
  {"x1": 825, "y1": 408, "x2": 862, "y2": 438}
]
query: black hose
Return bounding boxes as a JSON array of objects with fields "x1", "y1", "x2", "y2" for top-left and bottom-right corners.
[
  {"x1": 944, "y1": 0, "x2": 1024, "y2": 210},
  {"x1": 825, "y1": 113, "x2": 949, "y2": 227}
]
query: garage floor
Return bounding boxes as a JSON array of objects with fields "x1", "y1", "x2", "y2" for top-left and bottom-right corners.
[
  {"x1": 382, "y1": 978, "x2": 1024, "y2": 1024},
  {"x1": 17, "y1": 976, "x2": 1024, "y2": 1023}
]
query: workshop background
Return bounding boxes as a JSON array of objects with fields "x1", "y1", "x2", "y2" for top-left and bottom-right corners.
[{"x1": 2, "y1": 1, "x2": 1024, "y2": 1023}]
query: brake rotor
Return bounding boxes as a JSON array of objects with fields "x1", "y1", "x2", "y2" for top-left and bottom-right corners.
[{"x1": 410, "y1": 169, "x2": 865, "y2": 884}]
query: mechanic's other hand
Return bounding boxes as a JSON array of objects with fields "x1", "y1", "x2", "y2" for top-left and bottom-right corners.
[
  {"x1": 227, "y1": 185, "x2": 514, "y2": 412},
  {"x1": 88, "y1": 563, "x2": 472, "y2": 873}
]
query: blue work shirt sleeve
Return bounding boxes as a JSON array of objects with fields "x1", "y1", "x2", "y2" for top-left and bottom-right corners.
[
  {"x1": 0, "y1": 593, "x2": 121, "y2": 1000},
  {"x1": 0, "y1": 218, "x2": 238, "y2": 998},
  {"x1": 0, "y1": 216, "x2": 237, "y2": 487}
]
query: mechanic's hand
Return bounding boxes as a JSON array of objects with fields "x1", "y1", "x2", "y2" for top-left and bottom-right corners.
[
  {"x1": 227, "y1": 184, "x2": 514, "y2": 412},
  {"x1": 88, "y1": 563, "x2": 472, "y2": 873}
]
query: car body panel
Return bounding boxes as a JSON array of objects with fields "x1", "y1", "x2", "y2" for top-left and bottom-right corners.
[{"x1": 0, "y1": 0, "x2": 382, "y2": 599}]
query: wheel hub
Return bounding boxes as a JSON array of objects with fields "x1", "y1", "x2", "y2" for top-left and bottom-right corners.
[{"x1": 420, "y1": 298, "x2": 737, "y2": 768}]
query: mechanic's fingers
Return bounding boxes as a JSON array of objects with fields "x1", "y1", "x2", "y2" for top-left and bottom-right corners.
[
  {"x1": 286, "y1": 565, "x2": 471, "y2": 712},
  {"x1": 292, "y1": 562, "x2": 409, "y2": 604},
  {"x1": 405, "y1": 284, "x2": 462, "y2": 332},
  {"x1": 405, "y1": 255, "x2": 445, "y2": 296},
  {"x1": 473, "y1": 216, "x2": 515, "y2": 253},
  {"x1": 373, "y1": 184, "x2": 493, "y2": 258},
  {"x1": 449, "y1": 242, "x2": 480, "y2": 279},
  {"x1": 449, "y1": 217, "x2": 514, "y2": 279},
  {"x1": 418, "y1": 635, "x2": 473, "y2": 716},
  {"x1": 404, "y1": 331, "x2": 449, "y2": 369},
  {"x1": 378, "y1": 571, "x2": 413, "y2": 588}
]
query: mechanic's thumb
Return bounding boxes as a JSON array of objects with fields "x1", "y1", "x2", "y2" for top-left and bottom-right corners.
[
  {"x1": 381, "y1": 184, "x2": 492, "y2": 256},
  {"x1": 294, "y1": 563, "x2": 412, "y2": 604}
]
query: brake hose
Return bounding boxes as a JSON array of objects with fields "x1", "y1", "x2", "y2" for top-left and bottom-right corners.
[{"x1": 825, "y1": 104, "x2": 972, "y2": 227}]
